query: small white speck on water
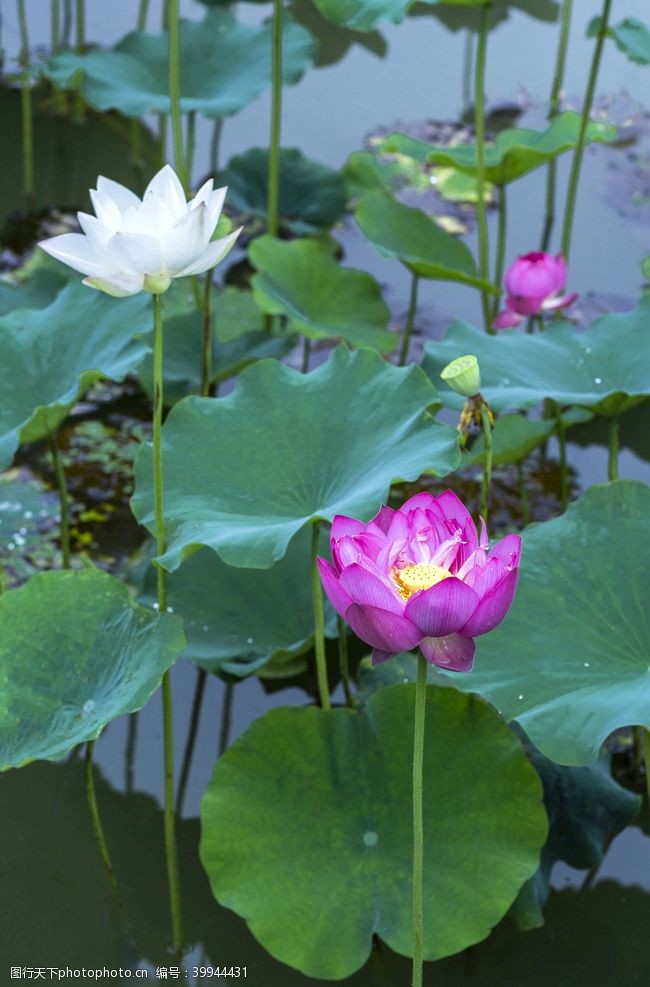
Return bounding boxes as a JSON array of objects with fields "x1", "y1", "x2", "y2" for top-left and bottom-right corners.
[
  {"x1": 153, "y1": 602, "x2": 159, "y2": 610},
  {"x1": 247, "y1": 637, "x2": 254, "y2": 644},
  {"x1": 517, "y1": 694, "x2": 524, "y2": 700},
  {"x1": 7, "y1": 542, "x2": 14, "y2": 550},
  {"x1": 363, "y1": 831, "x2": 378, "y2": 847},
  {"x1": 594, "y1": 377, "x2": 602, "y2": 384},
  {"x1": 24, "y1": 510, "x2": 33, "y2": 519},
  {"x1": 202, "y1": 624, "x2": 209, "y2": 632},
  {"x1": 19, "y1": 527, "x2": 27, "y2": 535},
  {"x1": 166, "y1": 606, "x2": 174, "y2": 613}
]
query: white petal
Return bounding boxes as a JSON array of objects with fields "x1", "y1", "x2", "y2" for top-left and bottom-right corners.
[
  {"x1": 143, "y1": 164, "x2": 187, "y2": 219},
  {"x1": 77, "y1": 212, "x2": 113, "y2": 252},
  {"x1": 82, "y1": 273, "x2": 145, "y2": 297},
  {"x1": 162, "y1": 203, "x2": 210, "y2": 274},
  {"x1": 89, "y1": 189, "x2": 123, "y2": 230},
  {"x1": 174, "y1": 227, "x2": 242, "y2": 278},
  {"x1": 96, "y1": 176, "x2": 141, "y2": 214},
  {"x1": 206, "y1": 186, "x2": 227, "y2": 233},
  {"x1": 122, "y1": 194, "x2": 177, "y2": 238},
  {"x1": 38, "y1": 233, "x2": 109, "y2": 277},
  {"x1": 188, "y1": 178, "x2": 214, "y2": 210},
  {"x1": 105, "y1": 232, "x2": 164, "y2": 276}
]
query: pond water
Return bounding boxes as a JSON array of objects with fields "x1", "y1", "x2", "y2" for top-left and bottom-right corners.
[{"x1": 2, "y1": 1, "x2": 650, "y2": 984}]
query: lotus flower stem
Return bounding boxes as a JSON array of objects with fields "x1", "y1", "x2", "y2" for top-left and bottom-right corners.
[
  {"x1": 185, "y1": 111, "x2": 196, "y2": 186},
  {"x1": 517, "y1": 461, "x2": 530, "y2": 526},
  {"x1": 137, "y1": 0, "x2": 149, "y2": 32},
  {"x1": 642, "y1": 729, "x2": 650, "y2": 807},
  {"x1": 201, "y1": 271, "x2": 213, "y2": 397},
  {"x1": 337, "y1": 616, "x2": 353, "y2": 708},
  {"x1": 479, "y1": 403, "x2": 493, "y2": 522},
  {"x1": 158, "y1": 115, "x2": 167, "y2": 169},
  {"x1": 218, "y1": 681, "x2": 235, "y2": 756},
  {"x1": 399, "y1": 273, "x2": 419, "y2": 367},
  {"x1": 210, "y1": 118, "x2": 223, "y2": 174},
  {"x1": 176, "y1": 667, "x2": 207, "y2": 816},
  {"x1": 51, "y1": 0, "x2": 60, "y2": 52},
  {"x1": 556, "y1": 411, "x2": 568, "y2": 512},
  {"x1": 75, "y1": 0, "x2": 84, "y2": 52},
  {"x1": 49, "y1": 433, "x2": 71, "y2": 569},
  {"x1": 311, "y1": 522, "x2": 331, "y2": 711},
  {"x1": 474, "y1": 3, "x2": 492, "y2": 334},
  {"x1": 491, "y1": 184, "x2": 507, "y2": 321},
  {"x1": 267, "y1": 0, "x2": 283, "y2": 238},
  {"x1": 168, "y1": 0, "x2": 187, "y2": 192},
  {"x1": 461, "y1": 29, "x2": 473, "y2": 118},
  {"x1": 17, "y1": 0, "x2": 34, "y2": 207},
  {"x1": 152, "y1": 293, "x2": 185, "y2": 954},
  {"x1": 607, "y1": 417, "x2": 619, "y2": 482},
  {"x1": 125, "y1": 709, "x2": 138, "y2": 795},
  {"x1": 411, "y1": 653, "x2": 427, "y2": 987},
  {"x1": 63, "y1": 0, "x2": 72, "y2": 46},
  {"x1": 85, "y1": 740, "x2": 124, "y2": 910},
  {"x1": 541, "y1": 0, "x2": 573, "y2": 251},
  {"x1": 560, "y1": 0, "x2": 612, "y2": 261},
  {"x1": 301, "y1": 336, "x2": 311, "y2": 373}
]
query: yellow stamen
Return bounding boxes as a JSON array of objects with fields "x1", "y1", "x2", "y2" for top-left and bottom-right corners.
[{"x1": 391, "y1": 563, "x2": 452, "y2": 600}]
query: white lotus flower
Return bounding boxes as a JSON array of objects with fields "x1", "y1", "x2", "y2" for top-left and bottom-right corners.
[{"x1": 39, "y1": 165, "x2": 241, "y2": 297}]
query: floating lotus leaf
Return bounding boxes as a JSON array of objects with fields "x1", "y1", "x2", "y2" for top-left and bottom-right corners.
[
  {"x1": 220, "y1": 147, "x2": 347, "y2": 233},
  {"x1": 131, "y1": 346, "x2": 460, "y2": 570},
  {"x1": 0, "y1": 282, "x2": 152, "y2": 470},
  {"x1": 139, "y1": 526, "x2": 337, "y2": 678},
  {"x1": 355, "y1": 190, "x2": 494, "y2": 291},
  {"x1": 249, "y1": 236, "x2": 396, "y2": 352},
  {"x1": 200, "y1": 684, "x2": 546, "y2": 979},
  {"x1": 382, "y1": 112, "x2": 615, "y2": 185},
  {"x1": 424, "y1": 298, "x2": 650, "y2": 417},
  {"x1": 0, "y1": 265, "x2": 69, "y2": 316},
  {"x1": 46, "y1": 10, "x2": 315, "y2": 119},
  {"x1": 589, "y1": 16, "x2": 650, "y2": 65},
  {"x1": 342, "y1": 149, "x2": 425, "y2": 198},
  {"x1": 0, "y1": 570, "x2": 184, "y2": 770},
  {"x1": 436, "y1": 481, "x2": 650, "y2": 766}
]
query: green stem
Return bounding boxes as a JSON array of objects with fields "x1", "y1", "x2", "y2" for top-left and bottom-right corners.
[
  {"x1": 158, "y1": 114, "x2": 168, "y2": 170},
  {"x1": 267, "y1": 0, "x2": 283, "y2": 237},
  {"x1": 399, "y1": 274, "x2": 419, "y2": 366},
  {"x1": 201, "y1": 272, "x2": 213, "y2": 397},
  {"x1": 63, "y1": 0, "x2": 72, "y2": 45},
  {"x1": 311, "y1": 522, "x2": 331, "y2": 712},
  {"x1": 517, "y1": 460, "x2": 530, "y2": 527},
  {"x1": 129, "y1": 117, "x2": 143, "y2": 189},
  {"x1": 17, "y1": 0, "x2": 33, "y2": 207},
  {"x1": 491, "y1": 184, "x2": 507, "y2": 321},
  {"x1": 218, "y1": 682, "x2": 235, "y2": 756},
  {"x1": 608, "y1": 417, "x2": 619, "y2": 482},
  {"x1": 301, "y1": 336, "x2": 312, "y2": 374},
  {"x1": 642, "y1": 728, "x2": 650, "y2": 807},
  {"x1": 185, "y1": 110, "x2": 196, "y2": 188},
  {"x1": 479, "y1": 403, "x2": 493, "y2": 522},
  {"x1": 175, "y1": 667, "x2": 206, "y2": 816},
  {"x1": 412, "y1": 653, "x2": 427, "y2": 987},
  {"x1": 152, "y1": 293, "x2": 184, "y2": 954},
  {"x1": 50, "y1": 433, "x2": 71, "y2": 569},
  {"x1": 474, "y1": 3, "x2": 492, "y2": 334},
  {"x1": 210, "y1": 118, "x2": 223, "y2": 174},
  {"x1": 560, "y1": 0, "x2": 612, "y2": 261},
  {"x1": 137, "y1": 0, "x2": 149, "y2": 31},
  {"x1": 337, "y1": 616, "x2": 353, "y2": 708},
  {"x1": 541, "y1": 0, "x2": 573, "y2": 251},
  {"x1": 461, "y1": 29, "x2": 473, "y2": 118},
  {"x1": 556, "y1": 410, "x2": 568, "y2": 512},
  {"x1": 85, "y1": 741, "x2": 123, "y2": 910},
  {"x1": 75, "y1": 0, "x2": 84, "y2": 51},
  {"x1": 168, "y1": 0, "x2": 187, "y2": 190},
  {"x1": 51, "y1": 0, "x2": 60, "y2": 52},
  {"x1": 162, "y1": 0, "x2": 170, "y2": 30},
  {"x1": 125, "y1": 711, "x2": 138, "y2": 795}
]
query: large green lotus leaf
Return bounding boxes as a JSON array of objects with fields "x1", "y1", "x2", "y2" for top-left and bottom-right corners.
[
  {"x1": 131, "y1": 346, "x2": 460, "y2": 570},
  {"x1": 589, "y1": 16, "x2": 650, "y2": 65},
  {"x1": 422, "y1": 0, "x2": 558, "y2": 29},
  {"x1": 511, "y1": 742, "x2": 640, "y2": 930},
  {"x1": 0, "y1": 265, "x2": 69, "y2": 316},
  {"x1": 46, "y1": 10, "x2": 315, "y2": 119},
  {"x1": 200, "y1": 684, "x2": 546, "y2": 979},
  {"x1": 424, "y1": 298, "x2": 650, "y2": 417},
  {"x1": 435, "y1": 481, "x2": 650, "y2": 766},
  {"x1": 311, "y1": 0, "x2": 411, "y2": 31},
  {"x1": 0, "y1": 282, "x2": 152, "y2": 469},
  {"x1": 288, "y1": 0, "x2": 387, "y2": 66},
  {"x1": 382, "y1": 112, "x2": 615, "y2": 185},
  {"x1": 355, "y1": 190, "x2": 494, "y2": 291},
  {"x1": 220, "y1": 147, "x2": 347, "y2": 234},
  {"x1": 342, "y1": 149, "x2": 427, "y2": 199},
  {"x1": 0, "y1": 570, "x2": 184, "y2": 770},
  {"x1": 249, "y1": 236, "x2": 395, "y2": 352},
  {"x1": 139, "y1": 526, "x2": 337, "y2": 678},
  {"x1": 465, "y1": 408, "x2": 592, "y2": 467}
]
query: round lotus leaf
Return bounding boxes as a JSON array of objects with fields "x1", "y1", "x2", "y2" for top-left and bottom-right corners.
[
  {"x1": 139, "y1": 526, "x2": 337, "y2": 678},
  {"x1": 220, "y1": 147, "x2": 347, "y2": 233},
  {"x1": 589, "y1": 16, "x2": 650, "y2": 65},
  {"x1": 200, "y1": 684, "x2": 547, "y2": 979},
  {"x1": 131, "y1": 345, "x2": 460, "y2": 571},
  {"x1": 46, "y1": 11, "x2": 315, "y2": 119},
  {"x1": 382, "y1": 112, "x2": 615, "y2": 185},
  {"x1": 436, "y1": 481, "x2": 650, "y2": 766},
  {"x1": 425, "y1": 297, "x2": 650, "y2": 417},
  {"x1": 355, "y1": 190, "x2": 494, "y2": 291},
  {"x1": 0, "y1": 282, "x2": 152, "y2": 470},
  {"x1": 0, "y1": 570, "x2": 184, "y2": 770},
  {"x1": 287, "y1": 0, "x2": 387, "y2": 68},
  {"x1": 249, "y1": 236, "x2": 395, "y2": 352}
]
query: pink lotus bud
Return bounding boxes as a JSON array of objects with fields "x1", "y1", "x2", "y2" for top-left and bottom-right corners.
[{"x1": 493, "y1": 251, "x2": 577, "y2": 330}]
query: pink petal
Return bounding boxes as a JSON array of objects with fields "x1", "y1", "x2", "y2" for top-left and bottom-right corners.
[
  {"x1": 493, "y1": 307, "x2": 523, "y2": 330},
  {"x1": 542, "y1": 291, "x2": 578, "y2": 313},
  {"x1": 317, "y1": 558, "x2": 353, "y2": 620},
  {"x1": 371, "y1": 649, "x2": 397, "y2": 665},
  {"x1": 339, "y1": 563, "x2": 403, "y2": 614},
  {"x1": 404, "y1": 577, "x2": 479, "y2": 638},
  {"x1": 399, "y1": 491, "x2": 438, "y2": 515},
  {"x1": 420, "y1": 634, "x2": 475, "y2": 671},
  {"x1": 460, "y1": 568, "x2": 519, "y2": 637},
  {"x1": 333, "y1": 535, "x2": 362, "y2": 570},
  {"x1": 369, "y1": 505, "x2": 397, "y2": 534},
  {"x1": 345, "y1": 603, "x2": 422, "y2": 652},
  {"x1": 331, "y1": 515, "x2": 367, "y2": 543},
  {"x1": 488, "y1": 532, "x2": 522, "y2": 569}
]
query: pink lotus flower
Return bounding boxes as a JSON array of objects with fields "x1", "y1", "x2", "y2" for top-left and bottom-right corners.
[
  {"x1": 494, "y1": 251, "x2": 577, "y2": 329},
  {"x1": 318, "y1": 490, "x2": 521, "y2": 672}
]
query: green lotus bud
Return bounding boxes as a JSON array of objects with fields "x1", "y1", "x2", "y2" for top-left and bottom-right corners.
[
  {"x1": 143, "y1": 272, "x2": 172, "y2": 294},
  {"x1": 440, "y1": 355, "x2": 481, "y2": 398}
]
